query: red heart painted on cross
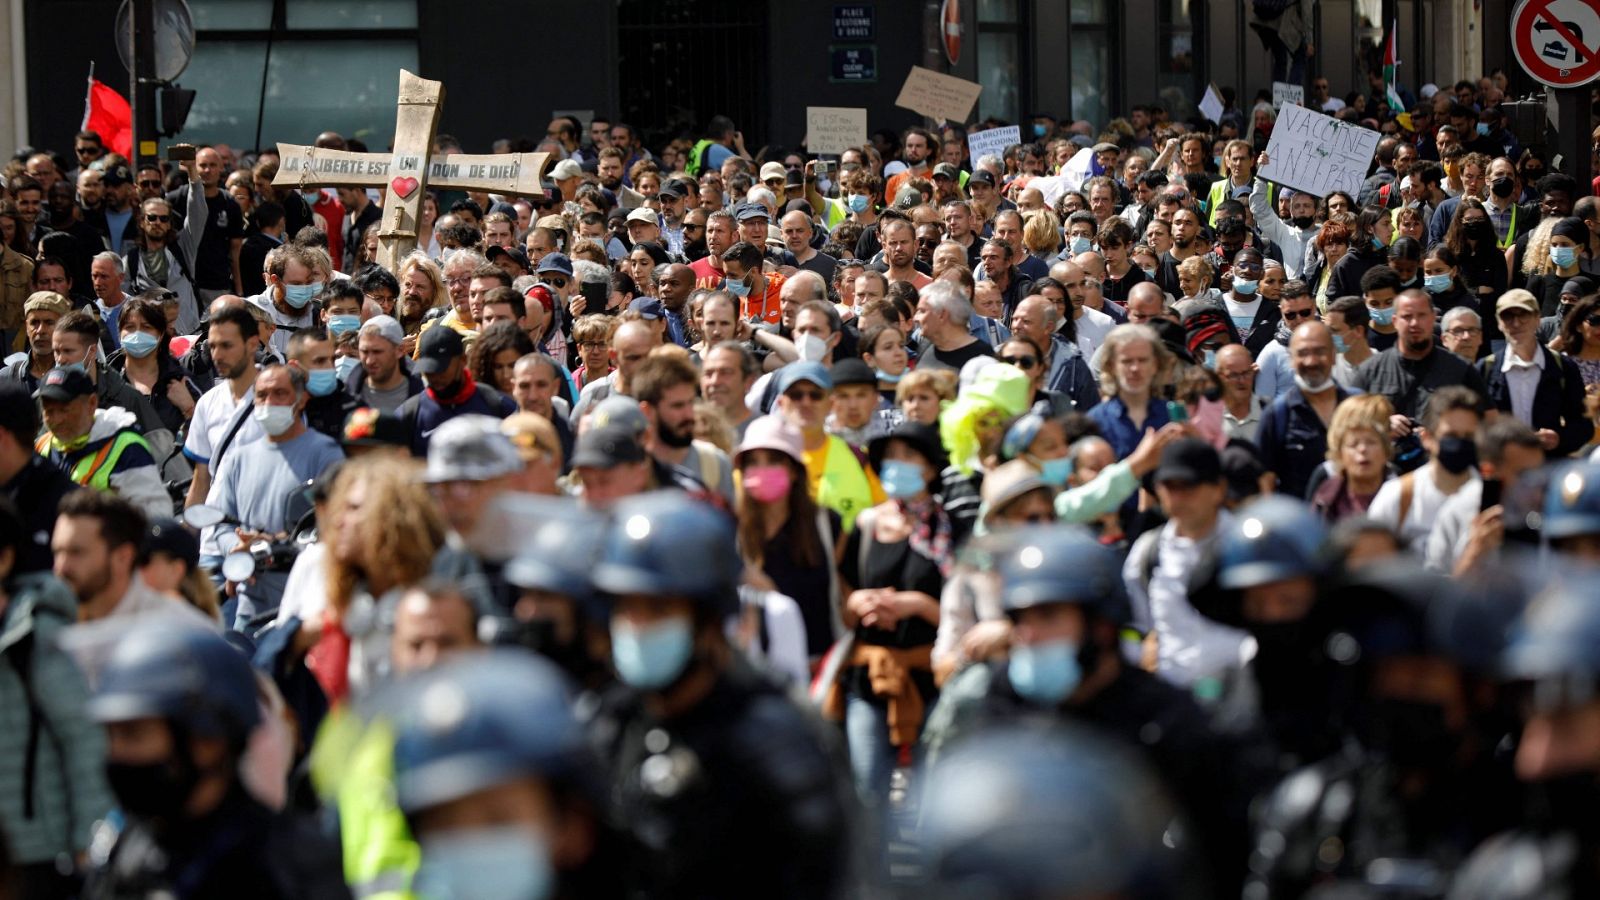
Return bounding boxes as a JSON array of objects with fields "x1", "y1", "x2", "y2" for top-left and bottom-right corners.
[{"x1": 390, "y1": 176, "x2": 419, "y2": 199}]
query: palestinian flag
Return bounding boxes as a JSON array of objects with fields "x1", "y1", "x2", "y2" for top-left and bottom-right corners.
[{"x1": 1382, "y1": 21, "x2": 1412, "y2": 130}]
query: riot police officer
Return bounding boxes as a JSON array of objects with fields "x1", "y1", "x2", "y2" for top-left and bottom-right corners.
[
  {"x1": 81, "y1": 622, "x2": 350, "y2": 900},
  {"x1": 494, "y1": 501, "x2": 613, "y2": 690},
  {"x1": 914, "y1": 722, "x2": 1202, "y2": 900},
  {"x1": 921, "y1": 526, "x2": 1266, "y2": 895},
  {"x1": 385, "y1": 650, "x2": 624, "y2": 900},
  {"x1": 586, "y1": 490, "x2": 855, "y2": 898},
  {"x1": 1543, "y1": 461, "x2": 1600, "y2": 563}
]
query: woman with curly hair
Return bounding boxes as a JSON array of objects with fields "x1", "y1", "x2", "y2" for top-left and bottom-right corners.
[{"x1": 468, "y1": 321, "x2": 535, "y2": 394}]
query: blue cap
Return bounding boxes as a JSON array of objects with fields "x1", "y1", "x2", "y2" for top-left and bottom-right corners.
[
  {"x1": 536, "y1": 252, "x2": 573, "y2": 277},
  {"x1": 775, "y1": 360, "x2": 832, "y2": 394},
  {"x1": 627, "y1": 296, "x2": 664, "y2": 320},
  {"x1": 734, "y1": 202, "x2": 770, "y2": 222}
]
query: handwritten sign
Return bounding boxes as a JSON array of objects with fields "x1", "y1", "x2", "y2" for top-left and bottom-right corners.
[
  {"x1": 1258, "y1": 103, "x2": 1382, "y2": 199},
  {"x1": 1272, "y1": 81, "x2": 1305, "y2": 109},
  {"x1": 967, "y1": 125, "x2": 1021, "y2": 164},
  {"x1": 895, "y1": 66, "x2": 983, "y2": 123},
  {"x1": 807, "y1": 107, "x2": 868, "y2": 155}
]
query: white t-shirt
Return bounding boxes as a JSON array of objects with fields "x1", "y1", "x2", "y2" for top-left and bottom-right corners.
[
  {"x1": 183, "y1": 381, "x2": 261, "y2": 469},
  {"x1": 1368, "y1": 465, "x2": 1479, "y2": 552},
  {"x1": 1074, "y1": 306, "x2": 1116, "y2": 357}
]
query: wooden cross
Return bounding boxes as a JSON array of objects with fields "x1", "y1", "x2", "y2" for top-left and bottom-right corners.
[{"x1": 270, "y1": 69, "x2": 550, "y2": 273}]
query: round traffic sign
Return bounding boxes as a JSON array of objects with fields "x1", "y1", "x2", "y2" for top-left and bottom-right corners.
[
  {"x1": 1512, "y1": 0, "x2": 1600, "y2": 87},
  {"x1": 115, "y1": 0, "x2": 195, "y2": 82},
  {"x1": 941, "y1": 0, "x2": 962, "y2": 65}
]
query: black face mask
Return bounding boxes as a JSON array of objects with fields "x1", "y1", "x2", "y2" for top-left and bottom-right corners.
[
  {"x1": 1291, "y1": 215, "x2": 1316, "y2": 229},
  {"x1": 1491, "y1": 177, "x2": 1515, "y2": 199},
  {"x1": 1466, "y1": 221, "x2": 1495, "y2": 244},
  {"x1": 1435, "y1": 435, "x2": 1478, "y2": 474},
  {"x1": 106, "y1": 755, "x2": 200, "y2": 821},
  {"x1": 1370, "y1": 697, "x2": 1460, "y2": 768}
]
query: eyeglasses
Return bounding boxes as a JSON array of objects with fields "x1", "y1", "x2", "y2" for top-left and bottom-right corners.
[
  {"x1": 1282, "y1": 308, "x2": 1316, "y2": 322},
  {"x1": 446, "y1": 275, "x2": 471, "y2": 286},
  {"x1": 144, "y1": 214, "x2": 170, "y2": 222},
  {"x1": 999, "y1": 354, "x2": 1038, "y2": 369},
  {"x1": 578, "y1": 340, "x2": 608, "y2": 350},
  {"x1": 1445, "y1": 326, "x2": 1482, "y2": 337},
  {"x1": 784, "y1": 388, "x2": 826, "y2": 402}
]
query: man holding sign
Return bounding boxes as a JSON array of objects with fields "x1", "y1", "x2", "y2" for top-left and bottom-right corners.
[{"x1": 1256, "y1": 103, "x2": 1382, "y2": 203}]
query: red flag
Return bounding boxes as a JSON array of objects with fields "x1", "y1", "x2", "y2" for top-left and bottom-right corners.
[{"x1": 83, "y1": 78, "x2": 133, "y2": 159}]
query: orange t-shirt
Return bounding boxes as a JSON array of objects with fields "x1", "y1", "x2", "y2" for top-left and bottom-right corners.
[{"x1": 742, "y1": 272, "x2": 787, "y2": 324}]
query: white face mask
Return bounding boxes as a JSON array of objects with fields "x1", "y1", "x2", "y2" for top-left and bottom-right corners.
[
  {"x1": 253, "y1": 403, "x2": 296, "y2": 436},
  {"x1": 796, "y1": 332, "x2": 829, "y2": 362}
]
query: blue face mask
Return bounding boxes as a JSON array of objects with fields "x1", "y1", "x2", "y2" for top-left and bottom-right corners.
[
  {"x1": 1332, "y1": 333, "x2": 1349, "y2": 354},
  {"x1": 328, "y1": 314, "x2": 361, "y2": 337},
  {"x1": 878, "y1": 458, "x2": 928, "y2": 499},
  {"x1": 60, "y1": 361, "x2": 87, "y2": 377},
  {"x1": 875, "y1": 368, "x2": 903, "y2": 384},
  {"x1": 1213, "y1": 155, "x2": 1223, "y2": 170},
  {"x1": 1476, "y1": 122, "x2": 1491, "y2": 137},
  {"x1": 282, "y1": 282, "x2": 322, "y2": 309},
  {"x1": 1369, "y1": 305, "x2": 1395, "y2": 326},
  {"x1": 335, "y1": 355, "x2": 360, "y2": 381},
  {"x1": 847, "y1": 194, "x2": 871, "y2": 214},
  {"x1": 1008, "y1": 638, "x2": 1083, "y2": 706},
  {"x1": 1142, "y1": 267, "x2": 1157, "y2": 280},
  {"x1": 1371, "y1": 236, "x2": 1386, "y2": 250},
  {"x1": 1553, "y1": 246, "x2": 1578, "y2": 268},
  {"x1": 1033, "y1": 123, "x2": 1048, "y2": 138},
  {"x1": 1423, "y1": 273, "x2": 1452, "y2": 293},
  {"x1": 416, "y1": 827, "x2": 553, "y2": 900},
  {"x1": 1203, "y1": 347, "x2": 1218, "y2": 370},
  {"x1": 611, "y1": 616, "x2": 694, "y2": 690},
  {"x1": 306, "y1": 367, "x2": 337, "y2": 397},
  {"x1": 1037, "y1": 456, "x2": 1073, "y2": 487},
  {"x1": 1232, "y1": 278, "x2": 1258, "y2": 295},
  {"x1": 120, "y1": 330, "x2": 159, "y2": 359},
  {"x1": 725, "y1": 277, "x2": 751, "y2": 299},
  {"x1": 1070, "y1": 236, "x2": 1093, "y2": 254}
]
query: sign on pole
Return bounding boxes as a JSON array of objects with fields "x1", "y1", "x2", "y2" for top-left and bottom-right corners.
[
  {"x1": 967, "y1": 125, "x2": 1020, "y2": 164},
  {"x1": 1272, "y1": 81, "x2": 1305, "y2": 109},
  {"x1": 806, "y1": 107, "x2": 868, "y2": 155},
  {"x1": 1511, "y1": 0, "x2": 1600, "y2": 88},
  {"x1": 1257, "y1": 103, "x2": 1382, "y2": 198},
  {"x1": 1197, "y1": 83, "x2": 1225, "y2": 124},
  {"x1": 895, "y1": 66, "x2": 982, "y2": 123}
]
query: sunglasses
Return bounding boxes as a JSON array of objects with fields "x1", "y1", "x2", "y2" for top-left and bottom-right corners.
[
  {"x1": 917, "y1": 238, "x2": 940, "y2": 247},
  {"x1": 144, "y1": 214, "x2": 170, "y2": 222},
  {"x1": 542, "y1": 277, "x2": 570, "y2": 289},
  {"x1": 1586, "y1": 314, "x2": 1600, "y2": 327},
  {"x1": 999, "y1": 354, "x2": 1038, "y2": 369},
  {"x1": 74, "y1": 146, "x2": 100, "y2": 156},
  {"x1": 138, "y1": 180, "x2": 162, "y2": 188},
  {"x1": 784, "y1": 388, "x2": 826, "y2": 402},
  {"x1": 1282, "y1": 308, "x2": 1316, "y2": 322}
]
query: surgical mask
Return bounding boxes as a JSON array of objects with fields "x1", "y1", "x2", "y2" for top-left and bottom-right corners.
[
  {"x1": 1424, "y1": 273, "x2": 1452, "y2": 293},
  {"x1": 1401, "y1": 275, "x2": 1418, "y2": 287},
  {"x1": 120, "y1": 330, "x2": 159, "y2": 358},
  {"x1": 1371, "y1": 236, "x2": 1386, "y2": 250},
  {"x1": 328, "y1": 314, "x2": 361, "y2": 337},
  {"x1": 796, "y1": 332, "x2": 828, "y2": 362},
  {"x1": 878, "y1": 458, "x2": 928, "y2": 499},
  {"x1": 254, "y1": 403, "x2": 297, "y2": 437},
  {"x1": 611, "y1": 616, "x2": 694, "y2": 690},
  {"x1": 1368, "y1": 305, "x2": 1395, "y2": 326},
  {"x1": 335, "y1": 355, "x2": 360, "y2": 381},
  {"x1": 306, "y1": 368, "x2": 337, "y2": 397},
  {"x1": 725, "y1": 277, "x2": 752, "y2": 299},
  {"x1": 60, "y1": 361, "x2": 88, "y2": 378},
  {"x1": 1476, "y1": 122, "x2": 1491, "y2": 137},
  {"x1": 1435, "y1": 435, "x2": 1477, "y2": 474},
  {"x1": 1294, "y1": 373, "x2": 1334, "y2": 394},
  {"x1": 743, "y1": 464, "x2": 792, "y2": 503},
  {"x1": 1037, "y1": 456, "x2": 1073, "y2": 487},
  {"x1": 1213, "y1": 155, "x2": 1223, "y2": 170},
  {"x1": 1553, "y1": 246, "x2": 1578, "y2": 268},
  {"x1": 1008, "y1": 638, "x2": 1082, "y2": 706},
  {"x1": 875, "y1": 368, "x2": 903, "y2": 384},
  {"x1": 1142, "y1": 267, "x2": 1157, "y2": 280},
  {"x1": 1491, "y1": 176, "x2": 1515, "y2": 199},
  {"x1": 300, "y1": 189, "x2": 321, "y2": 204},
  {"x1": 282, "y1": 282, "x2": 322, "y2": 309},
  {"x1": 1032, "y1": 123, "x2": 1048, "y2": 138},
  {"x1": 1332, "y1": 333, "x2": 1349, "y2": 354},
  {"x1": 416, "y1": 828, "x2": 553, "y2": 900},
  {"x1": 847, "y1": 194, "x2": 870, "y2": 214},
  {"x1": 1291, "y1": 215, "x2": 1315, "y2": 229},
  {"x1": 1203, "y1": 348, "x2": 1218, "y2": 370},
  {"x1": 1069, "y1": 235, "x2": 1092, "y2": 254},
  {"x1": 1232, "y1": 278, "x2": 1258, "y2": 295}
]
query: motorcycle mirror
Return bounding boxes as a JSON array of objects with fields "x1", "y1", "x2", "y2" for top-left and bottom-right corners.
[
  {"x1": 221, "y1": 551, "x2": 256, "y2": 584},
  {"x1": 183, "y1": 505, "x2": 226, "y2": 529}
]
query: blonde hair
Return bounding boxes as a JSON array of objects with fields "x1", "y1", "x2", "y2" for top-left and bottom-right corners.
[
  {"x1": 398, "y1": 252, "x2": 448, "y2": 310},
  {"x1": 569, "y1": 239, "x2": 608, "y2": 266},
  {"x1": 572, "y1": 313, "x2": 618, "y2": 345},
  {"x1": 896, "y1": 368, "x2": 957, "y2": 404},
  {"x1": 1096, "y1": 323, "x2": 1174, "y2": 399},
  {"x1": 1022, "y1": 210, "x2": 1062, "y2": 255},
  {"x1": 325, "y1": 456, "x2": 446, "y2": 616},
  {"x1": 1176, "y1": 254, "x2": 1214, "y2": 286},
  {"x1": 1327, "y1": 394, "x2": 1396, "y2": 468},
  {"x1": 1521, "y1": 217, "x2": 1558, "y2": 278}
]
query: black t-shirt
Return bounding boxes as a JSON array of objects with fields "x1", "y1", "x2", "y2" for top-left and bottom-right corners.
[
  {"x1": 797, "y1": 251, "x2": 838, "y2": 284},
  {"x1": 914, "y1": 337, "x2": 995, "y2": 373},
  {"x1": 168, "y1": 185, "x2": 244, "y2": 290}
]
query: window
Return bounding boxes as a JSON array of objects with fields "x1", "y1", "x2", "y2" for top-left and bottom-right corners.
[
  {"x1": 184, "y1": 0, "x2": 419, "y2": 152},
  {"x1": 977, "y1": 0, "x2": 1026, "y2": 123},
  {"x1": 1156, "y1": 0, "x2": 1203, "y2": 122},
  {"x1": 1069, "y1": 0, "x2": 1116, "y2": 126}
]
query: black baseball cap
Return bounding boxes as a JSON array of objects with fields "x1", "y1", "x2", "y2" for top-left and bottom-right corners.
[
  {"x1": 34, "y1": 366, "x2": 95, "y2": 402},
  {"x1": 486, "y1": 245, "x2": 532, "y2": 271},
  {"x1": 414, "y1": 327, "x2": 466, "y2": 374},
  {"x1": 570, "y1": 423, "x2": 647, "y2": 469},
  {"x1": 967, "y1": 169, "x2": 996, "y2": 188},
  {"x1": 830, "y1": 358, "x2": 877, "y2": 388},
  {"x1": 1154, "y1": 438, "x2": 1223, "y2": 485},
  {"x1": 103, "y1": 163, "x2": 133, "y2": 187},
  {"x1": 145, "y1": 517, "x2": 200, "y2": 567}
]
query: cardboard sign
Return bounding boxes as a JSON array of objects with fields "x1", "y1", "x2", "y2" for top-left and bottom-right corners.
[
  {"x1": 967, "y1": 125, "x2": 1021, "y2": 164},
  {"x1": 1272, "y1": 81, "x2": 1304, "y2": 109},
  {"x1": 807, "y1": 107, "x2": 868, "y2": 155},
  {"x1": 1198, "y1": 83, "x2": 1225, "y2": 124},
  {"x1": 1258, "y1": 103, "x2": 1382, "y2": 199},
  {"x1": 895, "y1": 66, "x2": 983, "y2": 123}
]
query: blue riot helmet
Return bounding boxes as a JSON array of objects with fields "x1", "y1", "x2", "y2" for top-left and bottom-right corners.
[
  {"x1": 1218, "y1": 496, "x2": 1330, "y2": 591},
  {"x1": 1504, "y1": 576, "x2": 1600, "y2": 713},
  {"x1": 593, "y1": 491, "x2": 740, "y2": 690},
  {"x1": 492, "y1": 505, "x2": 611, "y2": 676},
  {"x1": 1543, "y1": 461, "x2": 1600, "y2": 544},
  {"x1": 916, "y1": 722, "x2": 1193, "y2": 899},
  {"x1": 996, "y1": 525, "x2": 1129, "y2": 625},
  {"x1": 503, "y1": 502, "x2": 608, "y2": 614},
  {"x1": 89, "y1": 620, "x2": 261, "y2": 743},
  {"x1": 385, "y1": 651, "x2": 596, "y2": 900}
]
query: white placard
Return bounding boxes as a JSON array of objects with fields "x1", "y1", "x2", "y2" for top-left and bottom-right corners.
[
  {"x1": 1272, "y1": 81, "x2": 1304, "y2": 109},
  {"x1": 967, "y1": 125, "x2": 1021, "y2": 164},
  {"x1": 1257, "y1": 103, "x2": 1382, "y2": 199},
  {"x1": 806, "y1": 107, "x2": 868, "y2": 155},
  {"x1": 1198, "y1": 83, "x2": 1225, "y2": 124}
]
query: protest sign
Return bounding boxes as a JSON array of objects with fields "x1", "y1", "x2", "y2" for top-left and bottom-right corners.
[
  {"x1": 967, "y1": 125, "x2": 1021, "y2": 165},
  {"x1": 1272, "y1": 81, "x2": 1304, "y2": 109},
  {"x1": 1198, "y1": 83, "x2": 1224, "y2": 124},
  {"x1": 895, "y1": 66, "x2": 983, "y2": 123},
  {"x1": 806, "y1": 107, "x2": 868, "y2": 155},
  {"x1": 1257, "y1": 103, "x2": 1382, "y2": 199}
]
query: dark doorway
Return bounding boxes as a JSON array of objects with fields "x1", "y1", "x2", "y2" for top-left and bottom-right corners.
[{"x1": 616, "y1": 0, "x2": 767, "y2": 152}]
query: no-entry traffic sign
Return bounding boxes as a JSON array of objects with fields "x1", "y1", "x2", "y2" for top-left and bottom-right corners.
[{"x1": 1513, "y1": 0, "x2": 1600, "y2": 87}]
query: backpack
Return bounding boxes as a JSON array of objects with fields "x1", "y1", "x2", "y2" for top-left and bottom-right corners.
[{"x1": 686, "y1": 139, "x2": 717, "y2": 177}]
